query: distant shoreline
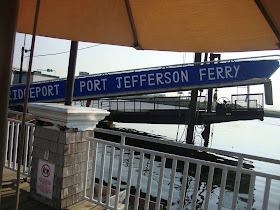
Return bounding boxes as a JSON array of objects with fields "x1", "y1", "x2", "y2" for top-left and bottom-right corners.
[{"x1": 264, "y1": 110, "x2": 280, "y2": 119}]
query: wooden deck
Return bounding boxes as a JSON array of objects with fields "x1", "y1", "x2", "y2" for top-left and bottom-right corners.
[{"x1": 1, "y1": 168, "x2": 105, "y2": 210}]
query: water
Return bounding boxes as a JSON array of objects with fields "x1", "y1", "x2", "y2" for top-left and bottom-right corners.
[
  {"x1": 109, "y1": 117, "x2": 280, "y2": 209},
  {"x1": 115, "y1": 117, "x2": 280, "y2": 159}
]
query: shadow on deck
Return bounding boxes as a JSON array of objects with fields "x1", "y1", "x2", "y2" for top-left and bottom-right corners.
[{"x1": 1, "y1": 168, "x2": 105, "y2": 210}]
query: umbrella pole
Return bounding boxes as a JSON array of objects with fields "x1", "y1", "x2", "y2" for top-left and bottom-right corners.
[
  {"x1": 65, "y1": 40, "x2": 79, "y2": 106},
  {"x1": 0, "y1": 0, "x2": 19, "y2": 207},
  {"x1": 15, "y1": 0, "x2": 41, "y2": 209}
]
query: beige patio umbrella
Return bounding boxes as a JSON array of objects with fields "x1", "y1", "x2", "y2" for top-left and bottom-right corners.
[
  {"x1": 1, "y1": 0, "x2": 280, "y2": 209},
  {"x1": 17, "y1": 0, "x2": 280, "y2": 52}
]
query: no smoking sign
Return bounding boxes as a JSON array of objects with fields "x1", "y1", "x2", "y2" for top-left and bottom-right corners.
[
  {"x1": 36, "y1": 159, "x2": 55, "y2": 199},
  {"x1": 41, "y1": 164, "x2": 51, "y2": 177}
]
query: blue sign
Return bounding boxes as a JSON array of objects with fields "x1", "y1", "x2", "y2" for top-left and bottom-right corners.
[{"x1": 9, "y1": 60, "x2": 279, "y2": 105}]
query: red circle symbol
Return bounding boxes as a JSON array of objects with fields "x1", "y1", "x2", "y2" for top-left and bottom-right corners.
[{"x1": 41, "y1": 164, "x2": 51, "y2": 177}]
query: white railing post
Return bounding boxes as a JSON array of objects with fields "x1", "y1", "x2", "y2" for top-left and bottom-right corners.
[
  {"x1": 167, "y1": 159, "x2": 177, "y2": 210},
  {"x1": 247, "y1": 174, "x2": 256, "y2": 210},
  {"x1": 144, "y1": 154, "x2": 155, "y2": 210},
  {"x1": 155, "y1": 156, "x2": 166, "y2": 210},
  {"x1": 262, "y1": 177, "x2": 271, "y2": 210},
  {"x1": 217, "y1": 168, "x2": 228, "y2": 210},
  {"x1": 231, "y1": 156, "x2": 243, "y2": 210},
  {"x1": 83, "y1": 139, "x2": 91, "y2": 198},
  {"x1": 124, "y1": 150, "x2": 134, "y2": 209},
  {"x1": 4, "y1": 120, "x2": 10, "y2": 166},
  {"x1": 134, "y1": 152, "x2": 144, "y2": 210},
  {"x1": 191, "y1": 163, "x2": 202, "y2": 210},
  {"x1": 106, "y1": 146, "x2": 115, "y2": 206},
  {"x1": 114, "y1": 135, "x2": 125, "y2": 208},
  {"x1": 98, "y1": 144, "x2": 107, "y2": 203},
  {"x1": 204, "y1": 166, "x2": 214, "y2": 210},
  {"x1": 90, "y1": 141, "x2": 98, "y2": 200},
  {"x1": 8, "y1": 121, "x2": 14, "y2": 168},
  {"x1": 12, "y1": 123, "x2": 19, "y2": 170},
  {"x1": 179, "y1": 161, "x2": 189, "y2": 210}
]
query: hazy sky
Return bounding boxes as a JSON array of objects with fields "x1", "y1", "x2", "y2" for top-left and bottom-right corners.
[{"x1": 12, "y1": 33, "x2": 280, "y2": 110}]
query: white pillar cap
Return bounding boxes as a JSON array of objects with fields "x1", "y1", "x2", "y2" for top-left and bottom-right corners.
[{"x1": 28, "y1": 103, "x2": 110, "y2": 131}]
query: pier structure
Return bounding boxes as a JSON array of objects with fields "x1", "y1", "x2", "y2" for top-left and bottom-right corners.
[
  {"x1": 87, "y1": 93, "x2": 265, "y2": 123},
  {"x1": 3, "y1": 109, "x2": 280, "y2": 209}
]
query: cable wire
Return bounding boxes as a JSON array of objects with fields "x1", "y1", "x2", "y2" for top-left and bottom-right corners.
[{"x1": 25, "y1": 43, "x2": 102, "y2": 58}]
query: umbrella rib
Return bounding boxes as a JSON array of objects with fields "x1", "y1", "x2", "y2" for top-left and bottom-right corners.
[
  {"x1": 254, "y1": 0, "x2": 280, "y2": 48},
  {"x1": 124, "y1": 0, "x2": 141, "y2": 49}
]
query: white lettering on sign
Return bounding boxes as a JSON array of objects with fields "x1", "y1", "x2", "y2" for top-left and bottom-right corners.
[
  {"x1": 36, "y1": 159, "x2": 55, "y2": 199},
  {"x1": 156, "y1": 73, "x2": 164, "y2": 85},
  {"x1": 140, "y1": 74, "x2": 146, "y2": 86},
  {"x1": 115, "y1": 70, "x2": 189, "y2": 89},
  {"x1": 199, "y1": 65, "x2": 240, "y2": 81},
  {"x1": 9, "y1": 84, "x2": 60, "y2": 101},
  {"x1": 80, "y1": 79, "x2": 107, "y2": 92}
]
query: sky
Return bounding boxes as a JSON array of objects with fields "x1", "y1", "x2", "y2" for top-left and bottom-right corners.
[{"x1": 12, "y1": 33, "x2": 280, "y2": 110}]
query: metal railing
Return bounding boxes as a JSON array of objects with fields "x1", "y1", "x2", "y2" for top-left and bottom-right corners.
[
  {"x1": 81, "y1": 94, "x2": 263, "y2": 114},
  {"x1": 231, "y1": 93, "x2": 264, "y2": 110},
  {"x1": 84, "y1": 128, "x2": 280, "y2": 210},
  {"x1": 90, "y1": 96, "x2": 207, "y2": 112},
  {"x1": 4, "y1": 117, "x2": 35, "y2": 176}
]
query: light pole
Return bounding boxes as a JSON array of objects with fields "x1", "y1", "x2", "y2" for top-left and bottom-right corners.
[{"x1": 19, "y1": 34, "x2": 30, "y2": 83}]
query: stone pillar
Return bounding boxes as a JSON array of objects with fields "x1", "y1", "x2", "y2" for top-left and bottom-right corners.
[{"x1": 28, "y1": 103, "x2": 109, "y2": 209}]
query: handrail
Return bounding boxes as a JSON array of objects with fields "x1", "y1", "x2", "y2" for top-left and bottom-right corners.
[
  {"x1": 7, "y1": 118, "x2": 35, "y2": 127},
  {"x1": 87, "y1": 136, "x2": 280, "y2": 180},
  {"x1": 84, "y1": 129, "x2": 280, "y2": 209},
  {"x1": 8, "y1": 110, "x2": 33, "y2": 117},
  {"x1": 94, "y1": 127, "x2": 280, "y2": 165},
  {"x1": 5, "y1": 118, "x2": 35, "y2": 176}
]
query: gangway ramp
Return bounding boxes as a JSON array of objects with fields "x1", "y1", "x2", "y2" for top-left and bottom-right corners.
[{"x1": 88, "y1": 95, "x2": 265, "y2": 124}]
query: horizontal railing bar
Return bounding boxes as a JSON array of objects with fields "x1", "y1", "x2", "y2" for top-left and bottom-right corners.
[
  {"x1": 231, "y1": 93, "x2": 263, "y2": 96},
  {"x1": 83, "y1": 197, "x2": 117, "y2": 210},
  {"x1": 7, "y1": 118, "x2": 35, "y2": 127},
  {"x1": 8, "y1": 110, "x2": 33, "y2": 117},
  {"x1": 94, "y1": 128, "x2": 280, "y2": 165},
  {"x1": 86, "y1": 137, "x2": 280, "y2": 180}
]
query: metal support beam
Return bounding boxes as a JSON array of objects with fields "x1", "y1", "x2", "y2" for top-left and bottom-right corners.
[
  {"x1": 186, "y1": 53, "x2": 201, "y2": 144},
  {"x1": 255, "y1": 0, "x2": 280, "y2": 48},
  {"x1": 264, "y1": 80, "x2": 273, "y2": 105},
  {"x1": 124, "y1": 0, "x2": 141, "y2": 49},
  {"x1": 19, "y1": 47, "x2": 24, "y2": 83},
  {"x1": 202, "y1": 53, "x2": 219, "y2": 146},
  {"x1": 65, "y1": 41, "x2": 78, "y2": 106},
  {"x1": 0, "y1": 0, "x2": 19, "y2": 207}
]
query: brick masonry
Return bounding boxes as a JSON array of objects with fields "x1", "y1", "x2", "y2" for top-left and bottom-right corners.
[{"x1": 30, "y1": 124, "x2": 94, "y2": 209}]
